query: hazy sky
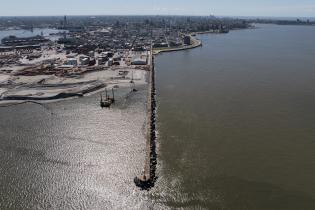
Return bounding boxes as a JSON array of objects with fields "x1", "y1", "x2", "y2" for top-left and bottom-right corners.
[{"x1": 0, "y1": 0, "x2": 314, "y2": 17}]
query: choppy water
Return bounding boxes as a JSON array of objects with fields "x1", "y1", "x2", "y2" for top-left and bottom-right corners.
[{"x1": 0, "y1": 86, "x2": 153, "y2": 209}]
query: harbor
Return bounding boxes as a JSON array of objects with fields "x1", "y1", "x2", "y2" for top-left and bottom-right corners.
[
  {"x1": 0, "y1": 21, "x2": 197, "y2": 192},
  {"x1": 1, "y1": 14, "x2": 315, "y2": 209}
]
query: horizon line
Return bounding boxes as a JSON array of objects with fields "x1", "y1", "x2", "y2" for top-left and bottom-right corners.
[{"x1": 0, "y1": 14, "x2": 314, "y2": 19}]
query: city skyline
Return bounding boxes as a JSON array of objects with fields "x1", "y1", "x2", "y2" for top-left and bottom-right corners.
[{"x1": 0, "y1": 0, "x2": 314, "y2": 17}]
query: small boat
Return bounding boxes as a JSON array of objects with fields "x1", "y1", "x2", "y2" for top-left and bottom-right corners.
[
  {"x1": 100, "y1": 100, "x2": 111, "y2": 108},
  {"x1": 100, "y1": 92, "x2": 111, "y2": 108}
]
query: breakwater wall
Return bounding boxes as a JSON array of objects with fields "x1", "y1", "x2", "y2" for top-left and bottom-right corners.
[{"x1": 134, "y1": 51, "x2": 157, "y2": 190}]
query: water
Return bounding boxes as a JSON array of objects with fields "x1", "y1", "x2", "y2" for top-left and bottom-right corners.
[
  {"x1": 0, "y1": 87, "x2": 153, "y2": 209},
  {"x1": 1, "y1": 24, "x2": 315, "y2": 209},
  {"x1": 0, "y1": 28, "x2": 66, "y2": 42},
  {"x1": 152, "y1": 24, "x2": 315, "y2": 209}
]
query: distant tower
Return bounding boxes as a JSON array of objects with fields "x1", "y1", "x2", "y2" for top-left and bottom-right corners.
[{"x1": 63, "y1": 15, "x2": 67, "y2": 28}]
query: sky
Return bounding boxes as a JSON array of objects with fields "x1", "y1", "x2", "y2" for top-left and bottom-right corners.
[{"x1": 0, "y1": 0, "x2": 314, "y2": 17}]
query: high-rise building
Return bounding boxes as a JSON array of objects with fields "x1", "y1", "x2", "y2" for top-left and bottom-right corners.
[
  {"x1": 64, "y1": 15, "x2": 67, "y2": 28},
  {"x1": 184, "y1": 36, "x2": 191, "y2": 45}
]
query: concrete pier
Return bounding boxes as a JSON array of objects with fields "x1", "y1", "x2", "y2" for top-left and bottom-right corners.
[{"x1": 134, "y1": 49, "x2": 157, "y2": 190}]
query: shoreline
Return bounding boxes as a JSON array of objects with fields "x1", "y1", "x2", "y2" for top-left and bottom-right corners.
[
  {"x1": 153, "y1": 35, "x2": 202, "y2": 55},
  {"x1": 0, "y1": 67, "x2": 149, "y2": 105},
  {"x1": 152, "y1": 27, "x2": 258, "y2": 55},
  {"x1": 0, "y1": 81, "x2": 105, "y2": 102}
]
